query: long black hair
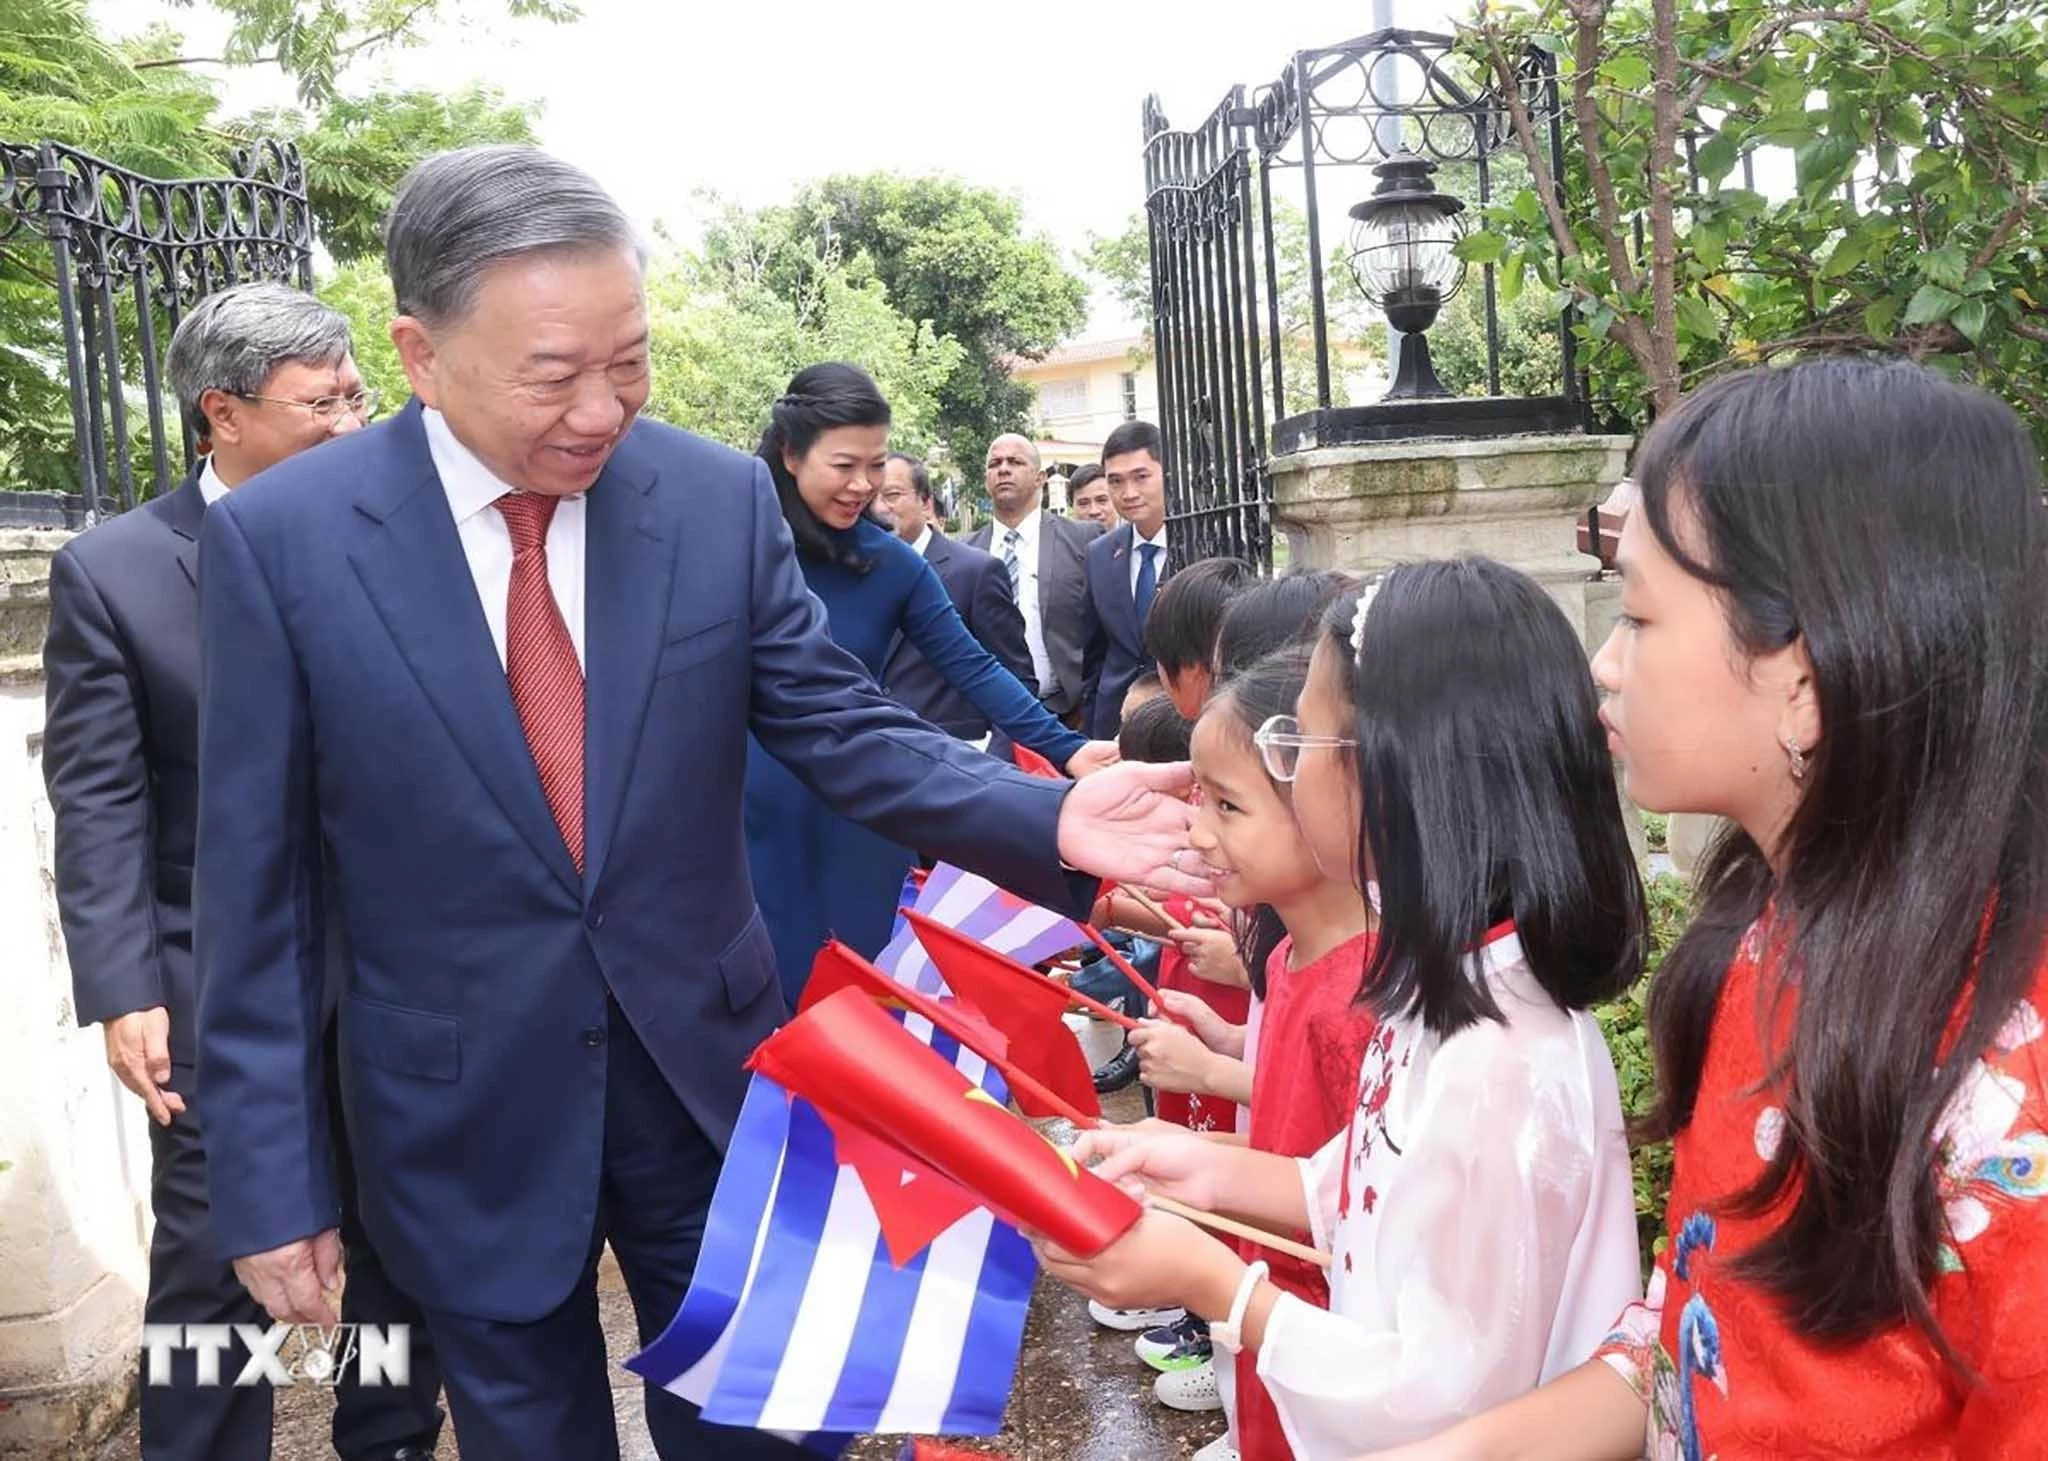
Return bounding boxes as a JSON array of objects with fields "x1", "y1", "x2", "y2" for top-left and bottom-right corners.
[
  {"x1": 756, "y1": 361, "x2": 890, "y2": 573},
  {"x1": 1634, "y1": 358, "x2": 2048, "y2": 1361},
  {"x1": 1324, "y1": 558, "x2": 1645, "y2": 1033},
  {"x1": 1203, "y1": 646, "x2": 1316, "y2": 998}
]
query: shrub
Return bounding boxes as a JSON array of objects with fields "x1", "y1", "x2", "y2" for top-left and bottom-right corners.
[{"x1": 1596, "y1": 872, "x2": 1690, "y2": 1266}]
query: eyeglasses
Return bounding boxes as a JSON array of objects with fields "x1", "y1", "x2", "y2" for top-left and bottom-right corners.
[
  {"x1": 235, "y1": 388, "x2": 381, "y2": 426},
  {"x1": 1251, "y1": 713, "x2": 1356, "y2": 783}
]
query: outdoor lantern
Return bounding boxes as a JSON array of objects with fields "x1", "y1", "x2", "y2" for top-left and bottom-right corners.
[{"x1": 1346, "y1": 151, "x2": 1468, "y2": 400}]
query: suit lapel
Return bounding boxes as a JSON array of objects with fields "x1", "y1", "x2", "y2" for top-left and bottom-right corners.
[
  {"x1": 347, "y1": 408, "x2": 582, "y2": 897},
  {"x1": 160, "y1": 475, "x2": 205, "y2": 588},
  {"x1": 1103, "y1": 522, "x2": 1138, "y2": 647},
  {"x1": 579, "y1": 435, "x2": 669, "y2": 893}
]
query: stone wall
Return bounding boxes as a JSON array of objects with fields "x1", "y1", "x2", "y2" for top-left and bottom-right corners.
[{"x1": 0, "y1": 531, "x2": 152, "y2": 1459}]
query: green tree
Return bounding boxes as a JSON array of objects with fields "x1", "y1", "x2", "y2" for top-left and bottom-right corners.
[
  {"x1": 237, "y1": 84, "x2": 539, "y2": 264},
  {"x1": 702, "y1": 174, "x2": 1088, "y2": 477},
  {"x1": 1460, "y1": 0, "x2": 2048, "y2": 435},
  {"x1": 1, "y1": 0, "x2": 555, "y2": 496}
]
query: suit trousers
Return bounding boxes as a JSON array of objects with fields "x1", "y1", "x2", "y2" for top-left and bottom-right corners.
[
  {"x1": 419, "y1": 996, "x2": 807, "y2": 1461},
  {"x1": 143, "y1": 1053, "x2": 443, "y2": 1461}
]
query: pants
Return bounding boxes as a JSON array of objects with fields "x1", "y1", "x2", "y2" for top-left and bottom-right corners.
[
  {"x1": 419, "y1": 997, "x2": 806, "y2": 1461},
  {"x1": 143, "y1": 1053, "x2": 444, "y2": 1461}
]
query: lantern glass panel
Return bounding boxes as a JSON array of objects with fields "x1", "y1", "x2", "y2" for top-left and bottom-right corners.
[{"x1": 1352, "y1": 199, "x2": 1461, "y2": 299}]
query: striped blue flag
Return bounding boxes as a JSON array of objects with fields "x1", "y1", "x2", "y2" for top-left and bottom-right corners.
[{"x1": 627, "y1": 865, "x2": 1087, "y2": 1441}]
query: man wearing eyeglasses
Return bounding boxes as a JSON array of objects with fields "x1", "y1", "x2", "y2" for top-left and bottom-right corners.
[{"x1": 41, "y1": 281, "x2": 440, "y2": 1461}]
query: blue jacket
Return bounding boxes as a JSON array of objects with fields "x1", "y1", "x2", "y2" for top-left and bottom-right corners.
[{"x1": 194, "y1": 404, "x2": 1086, "y2": 1323}]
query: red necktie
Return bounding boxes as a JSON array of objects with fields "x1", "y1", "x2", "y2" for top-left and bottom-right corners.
[{"x1": 494, "y1": 492, "x2": 584, "y2": 871}]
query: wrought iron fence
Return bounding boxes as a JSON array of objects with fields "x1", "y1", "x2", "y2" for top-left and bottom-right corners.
[
  {"x1": 1142, "y1": 29, "x2": 1575, "y2": 571},
  {"x1": 0, "y1": 139, "x2": 314, "y2": 520}
]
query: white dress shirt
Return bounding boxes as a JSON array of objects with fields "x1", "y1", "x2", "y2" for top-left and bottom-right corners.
[
  {"x1": 422, "y1": 407, "x2": 586, "y2": 670},
  {"x1": 197, "y1": 456, "x2": 230, "y2": 506},
  {"x1": 910, "y1": 523, "x2": 935, "y2": 557},
  {"x1": 994, "y1": 510, "x2": 1054, "y2": 696},
  {"x1": 1128, "y1": 523, "x2": 1169, "y2": 596}
]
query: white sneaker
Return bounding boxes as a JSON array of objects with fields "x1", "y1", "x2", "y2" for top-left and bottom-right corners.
[
  {"x1": 1154, "y1": 1358, "x2": 1224, "y2": 1412},
  {"x1": 1087, "y1": 1299, "x2": 1184, "y2": 1332},
  {"x1": 1192, "y1": 1436, "x2": 1240, "y2": 1461}
]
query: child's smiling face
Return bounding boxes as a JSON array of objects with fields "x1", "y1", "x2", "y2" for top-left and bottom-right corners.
[{"x1": 1187, "y1": 698, "x2": 1323, "y2": 910}]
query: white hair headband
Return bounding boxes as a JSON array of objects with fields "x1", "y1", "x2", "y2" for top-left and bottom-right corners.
[{"x1": 1349, "y1": 577, "x2": 1382, "y2": 658}]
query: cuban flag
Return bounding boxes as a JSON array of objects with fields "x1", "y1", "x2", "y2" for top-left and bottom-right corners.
[{"x1": 626, "y1": 865, "x2": 1088, "y2": 1444}]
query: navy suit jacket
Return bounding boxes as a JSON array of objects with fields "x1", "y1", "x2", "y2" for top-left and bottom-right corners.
[
  {"x1": 43, "y1": 477, "x2": 208, "y2": 1060},
  {"x1": 1082, "y1": 522, "x2": 1163, "y2": 739},
  {"x1": 194, "y1": 404, "x2": 1084, "y2": 1322},
  {"x1": 881, "y1": 529, "x2": 1033, "y2": 739}
]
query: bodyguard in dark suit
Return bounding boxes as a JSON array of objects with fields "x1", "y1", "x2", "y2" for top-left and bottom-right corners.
[
  {"x1": 967, "y1": 433, "x2": 1103, "y2": 720},
  {"x1": 193, "y1": 146, "x2": 1209, "y2": 1461},
  {"x1": 41, "y1": 283, "x2": 442, "y2": 1461},
  {"x1": 876, "y1": 452, "x2": 1033, "y2": 738},
  {"x1": 1082, "y1": 420, "x2": 1173, "y2": 739}
]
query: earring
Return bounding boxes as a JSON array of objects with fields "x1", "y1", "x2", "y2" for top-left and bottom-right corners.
[{"x1": 1784, "y1": 738, "x2": 1808, "y2": 782}]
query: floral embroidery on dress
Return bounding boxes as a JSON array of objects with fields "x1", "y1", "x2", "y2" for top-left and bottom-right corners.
[
  {"x1": 1338, "y1": 1023, "x2": 1410, "y2": 1218},
  {"x1": 1751, "y1": 1106, "x2": 1785, "y2": 1163},
  {"x1": 1647, "y1": 1213, "x2": 1728, "y2": 1461},
  {"x1": 1934, "y1": 997, "x2": 2048, "y2": 1271}
]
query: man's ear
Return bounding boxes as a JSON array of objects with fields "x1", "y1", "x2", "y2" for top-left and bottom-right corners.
[
  {"x1": 388, "y1": 315, "x2": 441, "y2": 409},
  {"x1": 198, "y1": 387, "x2": 241, "y2": 447}
]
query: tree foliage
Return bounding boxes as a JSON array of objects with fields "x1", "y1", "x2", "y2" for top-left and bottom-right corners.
[
  {"x1": 1459, "y1": 0, "x2": 2048, "y2": 432},
  {"x1": 703, "y1": 174, "x2": 1088, "y2": 477}
]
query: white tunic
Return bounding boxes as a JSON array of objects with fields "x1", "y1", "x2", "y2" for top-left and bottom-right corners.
[{"x1": 1254, "y1": 930, "x2": 1642, "y2": 1457}]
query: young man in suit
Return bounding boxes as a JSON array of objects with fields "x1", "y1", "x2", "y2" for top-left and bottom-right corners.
[
  {"x1": 41, "y1": 283, "x2": 443, "y2": 1461},
  {"x1": 191, "y1": 145, "x2": 1209, "y2": 1461},
  {"x1": 1081, "y1": 419, "x2": 1172, "y2": 739},
  {"x1": 875, "y1": 452, "x2": 1034, "y2": 740},
  {"x1": 967, "y1": 432, "x2": 1103, "y2": 724}
]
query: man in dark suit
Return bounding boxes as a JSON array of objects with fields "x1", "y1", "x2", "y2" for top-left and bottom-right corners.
[
  {"x1": 967, "y1": 433, "x2": 1102, "y2": 723},
  {"x1": 876, "y1": 451, "x2": 1033, "y2": 739},
  {"x1": 1082, "y1": 419, "x2": 1173, "y2": 739},
  {"x1": 193, "y1": 146, "x2": 1210, "y2": 1461},
  {"x1": 42, "y1": 283, "x2": 443, "y2": 1461}
]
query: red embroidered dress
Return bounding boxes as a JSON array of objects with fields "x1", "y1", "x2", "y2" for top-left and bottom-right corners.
[
  {"x1": 1597, "y1": 919, "x2": 2048, "y2": 1458},
  {"x1": 1152, "y1": 895, "x2": 1252, "y2": 1134}
]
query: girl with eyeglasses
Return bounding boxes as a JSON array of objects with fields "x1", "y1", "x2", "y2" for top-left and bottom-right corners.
[{"x1": 1034, "y1": 557, "x2": 1648, "y2": 1458}]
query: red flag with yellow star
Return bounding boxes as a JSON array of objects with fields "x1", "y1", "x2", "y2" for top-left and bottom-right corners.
[{"x1": 747, "y1": 988, "x2": 1141, "y2": 1261}]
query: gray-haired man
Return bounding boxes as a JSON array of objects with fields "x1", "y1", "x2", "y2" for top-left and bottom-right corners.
[{"x1": 42, "y1": 282, "x2": 442, "y2": 1461}]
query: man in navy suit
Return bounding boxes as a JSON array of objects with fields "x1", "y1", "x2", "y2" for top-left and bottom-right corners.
[
  {"x1": 194, "y1": 146, "x2": 1209, "y2": 1461},
  {"x1": 876, "y1": 451, "x2": 1034, "y2": 739},
  {"x1": 1082, "y1": 420, "x2": 1172, "y2": 738},
  {"x1": 42, "y1": 283, "x2": 441, "y2": 1461}
]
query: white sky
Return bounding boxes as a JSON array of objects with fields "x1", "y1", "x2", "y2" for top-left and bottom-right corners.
[{"x1": 94, "y1": 0, "x2": 1456, "y2": 336}]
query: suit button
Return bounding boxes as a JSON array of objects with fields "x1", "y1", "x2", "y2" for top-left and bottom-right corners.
[
  {"x1": 581, "y1": 1026, "x2": 605, "y2": 1048},
  {"x1": 586, "y1": 908, "x2": 604, "y2": 930}
]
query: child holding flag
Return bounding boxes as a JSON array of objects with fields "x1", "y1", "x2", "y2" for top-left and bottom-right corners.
[{"x1": 1036, "y1": 558, "x2": 1647, "y2": 1457}]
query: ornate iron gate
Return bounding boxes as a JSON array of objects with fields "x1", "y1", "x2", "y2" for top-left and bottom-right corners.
[{"x1": 1, "y1": 139, "x2": 314, "y2": 520}]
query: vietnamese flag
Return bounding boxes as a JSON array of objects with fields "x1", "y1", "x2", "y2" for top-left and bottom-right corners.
[
  {"x1": 800, "y1": 940, "x2": 1099, "y2": 1125},
  {"x1": 904, "y1": 909, "x2": 1106, "y2": 1119},
  {"x1": 1009, "y1": 743, "x2": 1063, "y2": 780},
  {"x1": 748, "y1": 988, "x2": 1141, "y2": 1259}
]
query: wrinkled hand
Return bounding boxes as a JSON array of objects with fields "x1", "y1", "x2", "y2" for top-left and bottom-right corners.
[
  {"x1": 104, "y1": 1007, "x2": 185, "y2": 1126},
  {"x1": 1153, "y1": 989, "x2": 1237, "y2": 1053},
  {"x1": 1055, "y1": 761, "x2": 1217, "y2": 898},
  {"x1": 1169, "y1": 920, "x2": 1248, "y2": 990},
  {"x1": 1032, "y1": 1208, "x2": 1241, "y2": 1314},
  {"x1": 1130, "y1": 1019, "x2": 1221, "y2": 1094},
  {"x1": 232, "y1": 1231, "x2": 342, "y2": 1326},
  {"x1": 1070, "y1": 1125, "x2": 1225, "y2": 1211},
  {"x1": 1064, "y1": 740, "x2": 1122, "y2": 778}
]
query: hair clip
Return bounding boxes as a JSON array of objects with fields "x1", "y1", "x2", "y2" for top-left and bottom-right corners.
[{"x1": 1350, "y1": 579, "x2": 1381, "y2": 658}]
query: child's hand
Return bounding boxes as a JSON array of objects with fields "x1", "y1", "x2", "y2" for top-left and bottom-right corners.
[
  {"x1": 1153, "y1": 989, "x2": 1237, "y2": 1052},
  {"x1": 1170, "y1": 920, "x2": 1248, "y2": 989},
  {"x1": 1072, "y1": 1126, "x2": 1225, "y2": 1210},
  {"x1": 1130, "y1": 1019, "x2": 1220, "y2": 1094},
  {"x1": 1030, "y1": 1208, "x2": 1243, "y2": 1316}
]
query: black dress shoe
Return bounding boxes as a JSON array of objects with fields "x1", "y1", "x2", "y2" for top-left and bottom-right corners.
[{"x1": 1093, "y1": 1041, "x2": 1140, "y2": 1094}]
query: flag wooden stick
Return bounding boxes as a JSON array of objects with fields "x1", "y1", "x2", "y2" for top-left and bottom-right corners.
[
  {"x1": 1145, "y1": 1193, "x2": 1332, "y2": 1270},
  {"x1": 1119, "y1": 886, "x2": 1186, "y2": 929},
  {"x1": 897, "y1": 906, "x2": 1139, "y2": 1031},
  {"x1": 1079, "y1": 924, "x2": 1194, "y2": 1032},
  {"x1": 1000, "y1": 1061, "x2": 1101, "y2": 1131}
]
